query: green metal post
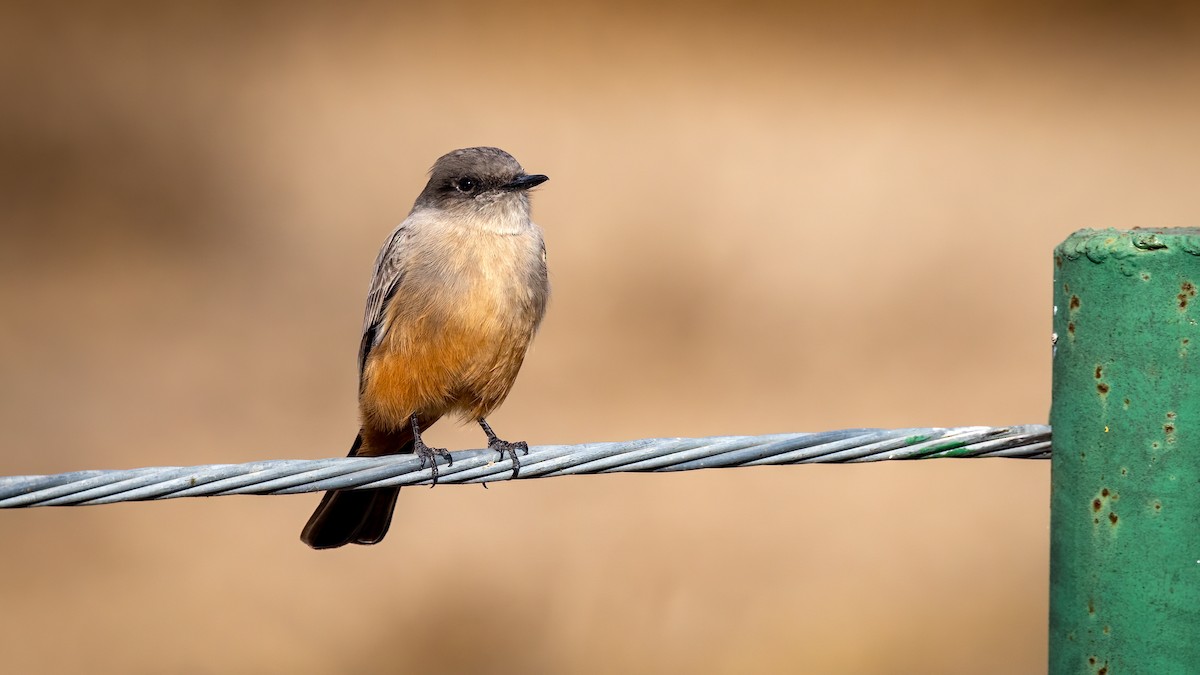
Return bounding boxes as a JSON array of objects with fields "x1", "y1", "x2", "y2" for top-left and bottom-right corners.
[{"x1": 1051, "y1": 228, "x2": 1200, "y2": 674}]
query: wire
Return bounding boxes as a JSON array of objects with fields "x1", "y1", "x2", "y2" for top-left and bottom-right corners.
[{"x1": 0, "y1": 425, "x2": 1050, "y2": 508}]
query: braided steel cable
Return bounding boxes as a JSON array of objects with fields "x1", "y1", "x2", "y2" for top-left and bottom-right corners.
[{"x1": 0, "y1": 425, "x2": 1050, "y2": 508}]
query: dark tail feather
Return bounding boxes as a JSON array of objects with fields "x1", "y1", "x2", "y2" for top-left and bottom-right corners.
[
  {"x1": 300, "y1": 431, "x2": 409, "y2": 549},
  {"x1": 300, "y1": 486, "x2": 401, "y2": 549},
  {"x1": 351, "y1": 487, "x2": 401, "y2": 544}
]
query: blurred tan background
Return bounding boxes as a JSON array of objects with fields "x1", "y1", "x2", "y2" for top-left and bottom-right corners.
[{"x1": 1, "y1": 1, "x2": 1198, "y2": 673}]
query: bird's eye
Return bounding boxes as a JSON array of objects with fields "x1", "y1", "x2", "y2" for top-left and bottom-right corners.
[{"x1": 456, "y1": 177, "x2": 477, "y2": 193}]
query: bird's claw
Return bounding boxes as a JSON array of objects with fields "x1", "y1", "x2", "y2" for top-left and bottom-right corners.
[
  {"x1": 415, "y1": 438, "x2": 452, "y2": 487},
  {"x1": 488, "y1": 438, "x2": 529, "y2": 479}
]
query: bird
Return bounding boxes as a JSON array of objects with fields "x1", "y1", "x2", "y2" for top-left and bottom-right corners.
[{"x1": 301, "y1": 147, "x2": 550, "y2": 549}]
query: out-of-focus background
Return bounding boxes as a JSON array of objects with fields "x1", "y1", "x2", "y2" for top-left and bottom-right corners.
[{"x1": 1, "y1": 1, "x2": 1197, "y2": 673}]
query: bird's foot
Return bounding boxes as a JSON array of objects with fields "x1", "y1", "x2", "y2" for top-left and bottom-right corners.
[
  {"x1": 415, "y1": 436, "x2": 453, "y2": 487},
  {"x1": 478, "y1": 418, "x2": 529, "y2": 479},
  {"x1": 487, "y1": 438, "x2": 529, "y2": 479}
]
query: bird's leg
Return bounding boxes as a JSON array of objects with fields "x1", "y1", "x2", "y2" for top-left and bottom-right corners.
[
  {"x1": 411, "y1": 413, "x2": 452, "y2": 487},
  {"x1": 478, "y1": 418, "x2": 529, "y2": 479}
]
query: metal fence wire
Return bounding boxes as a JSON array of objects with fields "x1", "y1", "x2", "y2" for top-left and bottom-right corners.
[{"x1": 0, "y1": 425, "x2": 1050, "y2": 508}]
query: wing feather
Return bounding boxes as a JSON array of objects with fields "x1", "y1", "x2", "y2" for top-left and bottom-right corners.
[{"x1": 357, "y1": 220, "x2": 412, "y2": 377}]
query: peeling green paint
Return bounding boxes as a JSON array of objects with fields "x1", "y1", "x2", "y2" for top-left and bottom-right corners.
[{"x1": 925, "y1": 440, "x2": 970, "y2": 457}]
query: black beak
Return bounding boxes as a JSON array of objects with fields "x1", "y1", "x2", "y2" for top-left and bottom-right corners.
[{"x1": 501, "y1": 173, "x2": 549, "y2": 191}]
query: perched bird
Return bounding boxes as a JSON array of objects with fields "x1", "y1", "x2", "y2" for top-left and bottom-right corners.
[{"x1": 301, "y1": 147, "x2": 550, "y2": 549}]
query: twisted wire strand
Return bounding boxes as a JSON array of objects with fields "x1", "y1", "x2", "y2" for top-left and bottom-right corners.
[{"x1": 0, "y1": 425, "x2": 1051, "y2": 508}]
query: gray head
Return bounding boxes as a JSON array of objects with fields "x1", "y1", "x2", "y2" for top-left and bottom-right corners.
[{"x1": 414, "y1": 147, "x2": 548, "y2": 211}]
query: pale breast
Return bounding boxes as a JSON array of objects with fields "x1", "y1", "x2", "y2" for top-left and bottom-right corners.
[{"x1": 433, "y1": 223, "x2": 548, "y2": 331}]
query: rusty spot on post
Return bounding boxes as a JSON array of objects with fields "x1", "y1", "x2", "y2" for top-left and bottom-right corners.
[{"x1": 1179, "y1": 281, "x2": 1196, "y2": 309}]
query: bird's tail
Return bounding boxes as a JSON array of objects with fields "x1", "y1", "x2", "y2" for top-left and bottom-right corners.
[{"x1": 300, "y1": 429, "x2": 413, "y2": 549}]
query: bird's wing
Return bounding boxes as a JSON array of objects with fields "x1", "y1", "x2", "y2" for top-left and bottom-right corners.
[{"x1": 358, "y1": 220, "x2": 412, "y2": 378}]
